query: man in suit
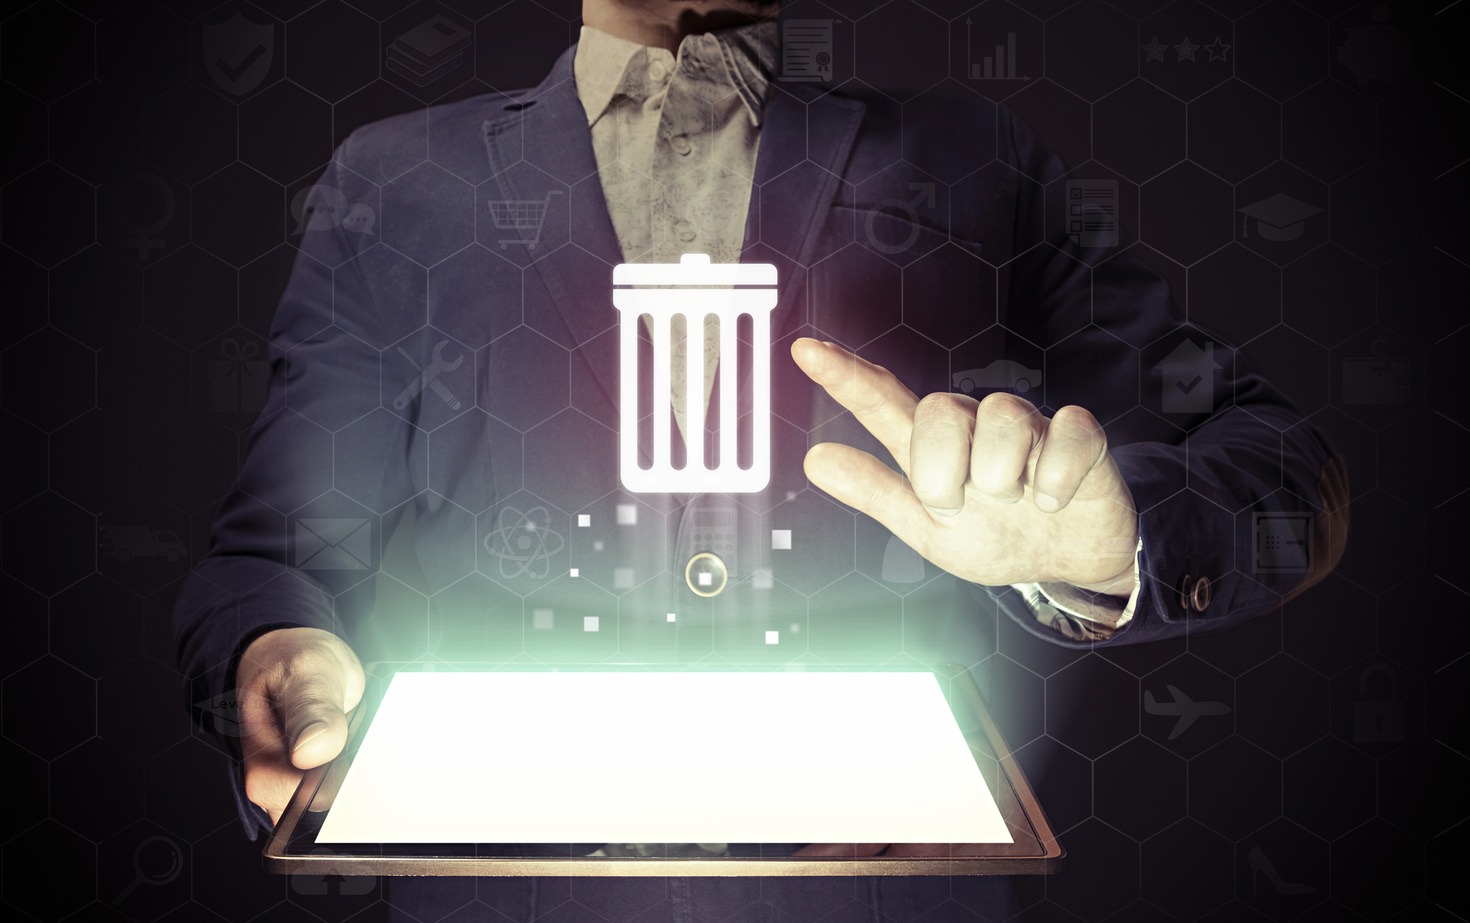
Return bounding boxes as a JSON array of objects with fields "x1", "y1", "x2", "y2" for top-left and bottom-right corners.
[{"x1": 174, "y1": 0, "x2": 1347, "y2": 918}]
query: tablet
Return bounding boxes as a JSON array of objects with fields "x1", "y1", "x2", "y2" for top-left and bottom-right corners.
[{"x1": 264, "y1": 661, "x2": 1062, "y2": 876}]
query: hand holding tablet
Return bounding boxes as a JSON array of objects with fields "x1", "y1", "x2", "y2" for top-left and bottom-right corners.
[{"x1": 236, "y1": 628, "x2": 365, "y2": 825}]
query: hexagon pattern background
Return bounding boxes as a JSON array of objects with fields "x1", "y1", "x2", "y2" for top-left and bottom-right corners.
[{"x1": 1, "y1": 1, "x2": 1465, "y2": 921}]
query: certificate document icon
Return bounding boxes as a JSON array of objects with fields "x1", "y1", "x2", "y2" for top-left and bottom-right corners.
[{"x1": 781, "y1": 19, "x2": 836, "y2": 82}]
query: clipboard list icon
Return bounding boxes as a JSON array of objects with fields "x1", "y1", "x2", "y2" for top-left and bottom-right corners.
[{"x1": 1066, "y1": 179, "x2": 1119, "y2": 248}]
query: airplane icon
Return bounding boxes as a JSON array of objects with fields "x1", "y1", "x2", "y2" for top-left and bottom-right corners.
[{"x1": 1143, "y1": 685, "x2": 1231, "y2": 740}]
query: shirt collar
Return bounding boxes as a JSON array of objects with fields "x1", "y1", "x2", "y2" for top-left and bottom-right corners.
[{"x1": 573, "y1": 19, "x2": 778, "y2": 128}]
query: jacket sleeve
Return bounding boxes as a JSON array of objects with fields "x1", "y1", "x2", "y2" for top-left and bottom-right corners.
[
  {"x1": 171, "y1": 130, "x2": 418, "y2": 838},
  {"x1": 982, "y1": 107, "x2": 1349, "y2": 649}
]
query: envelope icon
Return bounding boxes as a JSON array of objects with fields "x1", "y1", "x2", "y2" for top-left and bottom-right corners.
[{"x1": 295, "y1": 518, "x2": 372, "y2": 570}]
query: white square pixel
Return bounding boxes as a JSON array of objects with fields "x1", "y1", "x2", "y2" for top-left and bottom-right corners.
[
  {"x1": 772, "y1": 530, "x2": 792, "y2": 550},
  {"x1": 697, "y1": 571, "x2": 713, "y2": 587},
  {"x1": 583, "y1": 616, "x2": 599, "y2": 632},
  {"x1": 578, "y1": 514, "x2": 590, "y2": 527},
  {"x1": 570, "y1": 568, "x2": 580, "y2": 578},
  {"x1": 666, "y1": 612, "x2": 677, "y2": 622},
  {"x1": 616, "y1": 504, "x2": 638, "y2": 525},
  {"x1": 614, "y1": 567, "x2": 635, "y2": 589},
  {"x1": 532, "y1": 609, "x2": 554, "y2": 630},
  {"x1": 765, "y1": 630, "x2": 780, "y2": 645}
]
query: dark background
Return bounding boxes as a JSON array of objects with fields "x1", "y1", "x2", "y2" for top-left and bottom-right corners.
[{"x1": 1, "y1": 0, "x2": 1465, "y2": 920}]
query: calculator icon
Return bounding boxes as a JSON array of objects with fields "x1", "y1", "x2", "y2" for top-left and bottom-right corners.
[
  {"x1": 689, "y1": 507, "x2": 739, "y2": 575},
  {"x1": 1253, "y1": 512, "x2": 1312, "y2": 573}
]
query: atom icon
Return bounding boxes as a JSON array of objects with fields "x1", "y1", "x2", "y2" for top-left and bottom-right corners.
[{"x1": 483, "y1": 505, "x2": 564, "y2": 579}]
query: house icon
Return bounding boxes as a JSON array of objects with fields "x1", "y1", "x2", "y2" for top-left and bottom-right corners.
[{"x1": 1154, "y1": 339, "x2": 1221, "y2": 414}]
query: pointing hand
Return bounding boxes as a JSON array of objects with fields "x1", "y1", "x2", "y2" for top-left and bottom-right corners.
[{"x1": 791, "y1": 338, "x2": 1138, "y2": 595}]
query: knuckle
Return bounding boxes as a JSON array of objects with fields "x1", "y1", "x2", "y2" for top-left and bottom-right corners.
[
  {"x1": 977, "y1": 391, "x2": 1037, "y2": 428},
  {"x1": 1050, "y1": 404, "x2": 1101, "y2": 438},
  {"x1": 915, "y1": 391, "x2": 970, "y2": 423}
]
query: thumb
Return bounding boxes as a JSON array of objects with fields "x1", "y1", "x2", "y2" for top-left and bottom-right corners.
[
  {"x1": 281, "y1": 673, "x2": 354, "y2": 771},
  {"x1": 804, "y1": 442, "x2": 930, "y2": 549}
]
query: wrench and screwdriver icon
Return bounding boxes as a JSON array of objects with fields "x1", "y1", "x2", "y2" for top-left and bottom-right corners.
[{"x1": 393, "y1": 339, "x2": 464, "y2": 411}]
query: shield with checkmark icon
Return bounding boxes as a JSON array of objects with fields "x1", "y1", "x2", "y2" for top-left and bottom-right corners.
[
  {"x1": 203, "y1": 11, "x2": 274, "y2": 96},
  {"x1": 1154, "y1": 338, "x2": 1220, "y2": 414}
]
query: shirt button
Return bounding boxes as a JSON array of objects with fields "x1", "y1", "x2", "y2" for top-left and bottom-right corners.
[
  {"x1": 670, "y1": 134, "x2": 693, "y2": 156},
  {"x1": 674, "y1": 220, "x2": 697, "y2": 242},
  {"x1": 685, "y1": 552, "x2": 728, "y2": 597},
  {"x1": 647, "y1": 60, "x2": 669, "y2": 83}
]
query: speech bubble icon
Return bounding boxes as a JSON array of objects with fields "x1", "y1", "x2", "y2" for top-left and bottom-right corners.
[
  {"x1": 291, "y1": 183, "x2": 349, "y2": 234},
  {"x1": 342, "y1": 202, "x2": 376, "y2": 235}
]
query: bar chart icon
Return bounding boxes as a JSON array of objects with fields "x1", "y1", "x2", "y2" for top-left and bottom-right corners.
[
  {"x1": 613, "y1": 254, "x2": 778, "y2": 494},
  {"x1": 966, "y1": 24, "x2": 1027, "y2": 81}
]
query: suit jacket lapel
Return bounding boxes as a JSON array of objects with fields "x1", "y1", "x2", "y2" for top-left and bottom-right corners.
[
  {"x1": 481, "y1": 47, "x2": 625, "y2": 415},
  {"x1": 742, "y1": 85, "x2": 866, "y2": 344}
]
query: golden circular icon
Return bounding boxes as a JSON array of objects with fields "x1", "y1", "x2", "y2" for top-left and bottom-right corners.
[{"x1": 684, "y1": 552, "x2": 728, "y2": 598}]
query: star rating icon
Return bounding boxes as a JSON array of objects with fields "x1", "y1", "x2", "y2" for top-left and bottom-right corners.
[
  {"x1": 1143, "y1": 36, "x2": 1168, "y2": 62},
  {"x1": 1205, "y1": 36, "x2": 1231, "y2": 62},
  {"x1": 1174, "y1": 36, "x2": 1199, "y2": 62}
]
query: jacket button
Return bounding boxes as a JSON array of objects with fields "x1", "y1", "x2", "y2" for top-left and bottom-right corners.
[
  {"x1": 1190, "y1": 576, "x2": 1212, "y2": 613},
  {"x1": 685, "y1": 552, "x2": 728, "y2": 597}
]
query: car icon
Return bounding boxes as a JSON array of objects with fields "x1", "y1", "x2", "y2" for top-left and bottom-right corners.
[{"x1": 952, "y1": 360, "x2": 1043, "y2": 395}]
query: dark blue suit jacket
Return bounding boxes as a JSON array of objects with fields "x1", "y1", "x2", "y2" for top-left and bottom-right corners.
[{"x1": 174, "y1": 46, "x2": 1343, "y2": 840}]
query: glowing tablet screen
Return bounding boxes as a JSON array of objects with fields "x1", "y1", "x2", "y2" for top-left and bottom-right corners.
[{"x1": 316, "y1": 671, "x2": 1013, "y2": 845}]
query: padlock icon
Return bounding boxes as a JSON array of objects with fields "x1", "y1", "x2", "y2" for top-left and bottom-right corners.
[{"x1": 1352, "y1": 664, "x2": 1405, "y2": 743}]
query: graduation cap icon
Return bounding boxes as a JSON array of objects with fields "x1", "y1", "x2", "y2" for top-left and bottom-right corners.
[{"x1": 1239, "y1": 193, "x2": 1322, "y2": 241}]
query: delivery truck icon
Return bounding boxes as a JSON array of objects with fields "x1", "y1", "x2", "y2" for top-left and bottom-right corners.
[{"x1": 613, "y1": 254, "x2": 778, "y2": 493}]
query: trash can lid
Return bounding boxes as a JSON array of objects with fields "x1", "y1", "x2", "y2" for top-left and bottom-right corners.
[{"x1": 614, "y1": 253, "x2": 777, "y2": 288}]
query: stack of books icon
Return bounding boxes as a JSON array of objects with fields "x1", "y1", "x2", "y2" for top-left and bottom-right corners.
[{"x1": 387, "y1": 15, "x2": 471, "y2": 86}]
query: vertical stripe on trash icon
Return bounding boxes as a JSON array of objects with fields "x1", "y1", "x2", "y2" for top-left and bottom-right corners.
[{"x1": 613, "y1": 254, "x2": 778, "y2": 493}]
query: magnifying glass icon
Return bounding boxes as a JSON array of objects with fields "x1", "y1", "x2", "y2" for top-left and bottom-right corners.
[{"x1": 114, "y1": 835, "x2": 183, "y2": 904}]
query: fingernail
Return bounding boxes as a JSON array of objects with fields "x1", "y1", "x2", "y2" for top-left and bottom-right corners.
[
  {"x1": 927, "y1": 505, "x2": 961, "y2": 517},
  {"x1": 294, "y1": 720, "x2": 330, "y2": 750},
  {"x1": 1034, "y1": 493, "x2": 1060, "y2": 513}
]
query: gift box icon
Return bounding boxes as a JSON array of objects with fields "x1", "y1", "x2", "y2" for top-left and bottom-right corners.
[{"x1": 208, "y1": 338, "x2": 270, "y2": 412}]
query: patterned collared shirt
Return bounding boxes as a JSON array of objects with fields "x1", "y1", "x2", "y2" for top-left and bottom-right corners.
[{"x1": 575, "y1": 21, "x2": 776, "y2": 440}]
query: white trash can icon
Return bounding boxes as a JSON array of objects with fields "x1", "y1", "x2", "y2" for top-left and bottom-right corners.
[{"x1": 613, "y1": 253, "x2": 778, "y2": 493}]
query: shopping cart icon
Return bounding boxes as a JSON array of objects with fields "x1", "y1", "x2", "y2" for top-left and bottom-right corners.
[
  {"x1": 614, "y1": 254, "x2": 778, "y2": 493},
  {"x1": 487, "y1": 189, "x2": 562, "y2": 250}
]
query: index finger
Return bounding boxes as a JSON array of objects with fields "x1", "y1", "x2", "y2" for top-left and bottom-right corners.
[{"x1": 790, "y1": 338, "x2": 918, "y2": 471}]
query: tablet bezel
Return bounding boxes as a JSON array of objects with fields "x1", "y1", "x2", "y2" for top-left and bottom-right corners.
[{"x1": 263, "y1": 660, "x2": 1063, "y2": 876}]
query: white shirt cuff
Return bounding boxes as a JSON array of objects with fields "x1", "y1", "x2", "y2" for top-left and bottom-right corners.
[{"x1": 1010, "y1": 538, "x2": 1144, "y2": 641}]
